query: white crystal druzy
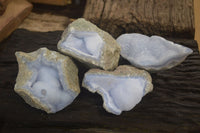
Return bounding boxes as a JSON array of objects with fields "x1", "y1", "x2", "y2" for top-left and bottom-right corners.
[
  {"x1": 117, "y1": 33, "x2": 193, "y2": 71},
  {"x1": 60, "y1": 31, "x2": 104, "y2": 59},
  {"x1": 30, "y1": 66, "x2": 73, "y2": 113}
]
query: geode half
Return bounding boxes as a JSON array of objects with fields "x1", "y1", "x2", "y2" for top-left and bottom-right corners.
[
  {"x1": 117, "y1": 33, "x2": 193, "y2": 71},
  {"x1": 14, "y1": 47, "x2": 80, "y2": 113},
  {"x1": 82, "y1": 65, "x2": 153, "y2": 115},
  {"x1": 57, "y1": 18, "x2": 121, "y2": 70}
]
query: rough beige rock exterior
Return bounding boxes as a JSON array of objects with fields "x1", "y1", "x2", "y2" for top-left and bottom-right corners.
[
  {"x1": 14, "y1": 47, "x2": 80, "y2": 113},
  {"x1": 82, "y1": 65, "x2": 153, "y2": 95},
  {"x1": 57, "y1": 18, "x2": 121, "y2": 71}
]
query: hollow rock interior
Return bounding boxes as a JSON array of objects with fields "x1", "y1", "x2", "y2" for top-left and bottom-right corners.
[
  {"x1": 60, "y1": 31, "x2": 104, "y2": 60},
  {"x1": 27, "y1": 62, "x2": 74, "y2": 113},
  {"x1": 83, "y1": 74, "x2": 147, "y2": 115}
]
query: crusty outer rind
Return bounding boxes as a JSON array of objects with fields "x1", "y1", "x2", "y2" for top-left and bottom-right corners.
[{"x1": 14, "y1": 88, "x2": 51, "y2": 113}]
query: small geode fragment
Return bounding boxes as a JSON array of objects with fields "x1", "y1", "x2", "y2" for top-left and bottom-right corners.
[
  {"x1": 117, "y1": 33, "x2": 193, "y2": 71},
  {"x1": 14, "y1": 47, "x2": 80, "y2": 113},
  {"x1": 82, "y1": 65, "x2": 153, "y2": 115},
  {"x1": 57, "y1": 18, "x2": 121, "y2": 70}
]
